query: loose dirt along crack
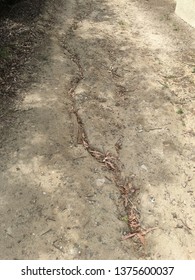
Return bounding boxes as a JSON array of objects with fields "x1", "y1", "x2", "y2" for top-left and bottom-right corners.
[{"x1": 61, "y1": 16, "x2": 156, "y2": 248}]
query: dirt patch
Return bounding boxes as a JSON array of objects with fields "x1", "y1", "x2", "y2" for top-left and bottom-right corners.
[{"x1": 0, "y1": 0, "x2": 195, "y2": 259}]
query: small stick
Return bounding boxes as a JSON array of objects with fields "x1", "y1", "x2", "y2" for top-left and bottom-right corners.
[{"x1": 40, "y1": 229, "x2": 52, "y2": 236}]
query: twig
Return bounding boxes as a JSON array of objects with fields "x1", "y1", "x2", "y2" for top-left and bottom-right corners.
[
  {"x1": 40, "y1": 229, "x2": 52, "y2": 236},
  {"x1": 178, "y1": 218, "x2": 192, "y2": 233}
]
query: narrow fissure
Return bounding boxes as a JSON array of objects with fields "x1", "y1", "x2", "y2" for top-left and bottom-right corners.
[{"x1": 61, "y1": 18, "x2": 157, "y2": 246}]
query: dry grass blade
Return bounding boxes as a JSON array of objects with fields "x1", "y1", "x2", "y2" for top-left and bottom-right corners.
[
  {"x1": 104, "y1": 160, "x2": 116, "y2": 171},
  {"x1": 123, "y1": 227, "x2": 158, "y2": 245},
  {"x1": 90, "y1": 150, "x2": 104, "y2": 160},
  {"x1": 122, "y1": 232, "x2": 137, "y2": 240}
]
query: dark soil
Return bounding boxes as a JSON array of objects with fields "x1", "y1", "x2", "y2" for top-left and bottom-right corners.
[{"x1": 0, "y1": 0, "x2": 47, "y2": 117}]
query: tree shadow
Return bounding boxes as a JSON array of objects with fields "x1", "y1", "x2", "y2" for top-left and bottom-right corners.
[{"x1": 0, "y1": 0, "x2": 50, "y2": 123}]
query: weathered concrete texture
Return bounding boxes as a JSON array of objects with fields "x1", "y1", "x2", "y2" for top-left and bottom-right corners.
[{"x1": 175, "y1": 0, "x2": 195, "y2": 28}]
